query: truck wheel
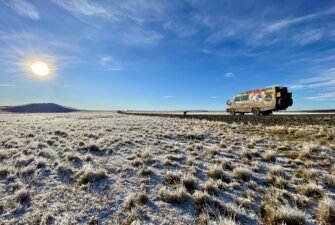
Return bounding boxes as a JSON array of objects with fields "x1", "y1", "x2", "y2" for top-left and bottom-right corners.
[
  {"x1": 229, "y1": 109, "x2": 236, "y2": 115},
  {"x1": 252, "y1": 108, "x2": 260, "y2": 115}
]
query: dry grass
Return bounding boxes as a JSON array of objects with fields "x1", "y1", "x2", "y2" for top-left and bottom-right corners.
[
  {"x1": 0, "y1": 112, "x2": 333, "y2": 224},
  {"x1": 207, "y1": 165, "x2": 231, "y2": 183},
  {"x1": 158, "y1": 186, "x2": 190, "y2": 203},
  {"x1": 316, "y1": 197, "x2": 335, "y2": 225},
  {"x1": 182, "y1": 173, "x2": 198, "y2": 191},
  {"x1": 263, "y1": 151, "x2": 276, "y2": 162},
  {"x1": 164, "y1": 170, "x2": 183, "y2": 184},
  {"x1": 296, "y1": 183, "x2": 324, "y2": 198},
  {"x1": 261, "y1": 205, "x2": 306, "y2": 225},
  {"x1": 233, "y1": 167, "x2": 252, "y2": 181},
  {"x1": 76, "y1": 165, "x2": 107, "y2": 185}
]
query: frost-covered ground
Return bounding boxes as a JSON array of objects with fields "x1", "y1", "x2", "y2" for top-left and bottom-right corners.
[{"x1": 0, "y1": 112, "x2": 334, "y2": 225}]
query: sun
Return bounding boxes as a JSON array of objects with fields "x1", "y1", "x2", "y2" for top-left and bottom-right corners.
[{"x1": 31, "y1": 61, "x2": 50, "y2": 77}]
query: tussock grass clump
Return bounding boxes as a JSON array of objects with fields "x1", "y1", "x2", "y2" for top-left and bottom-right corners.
[
  {"x1": 36, "y1": 159, "x2": 47, "y2": 168},
  {"x1": 57, "y1": 164, "x2": 73, "y2": 174},
  {"x1": 166, "y1": 154, "x2": 184, "y2": 162},
  {"x1": 65, "y1": 152, "x2": 81, "y2": 162},
  {"x1": 296, "y1": 183, "x2": 324, "y2": 198},
  {"x1": 267, "y1": 165, "x2": 285, "y2": 177},
  {"x1": 263, "y1": 151, "x2": 276, "y2": 162},
  {"x1": 138, "y1": 167, "x2": 153, "y2": 176},
  {"x1": 207, "y1": 165, "x2": 231, "y2": 183},
  {"x1": 38, "y1": 149, "x2": 56, "y2": 159},
  {"x1": 225, "y1": 146, "x2": 235, "y2": 154},
  {"x1": 316, "y1": 197, "x2": 335, "y2": 225},
  {"x1": 221, "y1": 160, "x2": 234, "y2": 171},
  {"x1": 292, "y1": 193, "x2": 310, "y2": 208},
  {"x1": 240, "y1": 149, "x2": 252, "y2": 160},
  {"x1": 233, "y1": 167, "x2": 252, "y2": 181},
  {"x1": 302, "y1": 169, "x2": 322, "y2": 181},
  {"x1": 124, "y1": 193, "x2": 136, "y2": 211},
  {"x1": 21, "y1": 165, "x2": 36, "y2": 177},
  {"x1": 207, "y1": 146, "x2": 219, "y2": 156},
  {"x1": 14, "y1": 189, "x2": 30, "y2": 204},
  {"x1": 323, "y1": 174, "x2": 335, "y2": 188},
  {"x1": 0, "y1": 166, "x2": 9, "y2": 177},
  {"x1": 124, "y1": 191, "x2": 149, "y2": 211},
  {"x1": 158, "y1": 186, "x2": 189, "y2": 203},
  {"x1": 164, "y1": 171, "x2": 183, "y2": 184},
  {"x1": 186, "y1": 158, "x2": 195, "y2": 166},
  {"x1": 54, "y1": 130, "x2": 68, "y2": 137},
  {"x1": 137, "y1": 191, "x2": 149, "y2": 205},
  {"x1": 141, "y1": 148, "x2": 152, "y2": 164},
  {"x1": 193, "y1": 191, "x2": 238, "y2": 218},
  {"x1": 261, "y1": 188, "x2": 306, "y2": 224},
  {"x1": 203, "y1": 179, "x2": 220, "y2": 195},
  {"x1": 131, "y1": 159, "x2": 143, "y2": 167},
  {"x1": 266, "y1": 165, "x2": 287, "y2": 188},
  {"x1": 182, "y1": 173, "x2": 198, "y2": 191},
  {"x1": 219, "y1": 141, "x2": 227, "y2": 149},
  {"x1": 76, "y1": 166, "x2": 107, "y2": 185},
  {"x1": 15, "y1": 156, "x2": 34, "y2": 167},
  {"x1": 261, "y1": 205, "x2": 306, "y2": 225},
  {"x1": 284, "y1": 150, "x2": 300, "y2": 160}
]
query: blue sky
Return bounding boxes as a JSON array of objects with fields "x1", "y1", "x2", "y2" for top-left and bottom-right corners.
[{"x1": 0, "y1": 0, "x2": 335, "y2": 110}]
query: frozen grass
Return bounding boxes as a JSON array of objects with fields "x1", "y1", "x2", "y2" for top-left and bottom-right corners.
[
  {"x1": 316, "y1": 197, "x2": 335, "y2": 225},
  {"x1": 0, "y1": 112, "x2": 333, "y2": 224}
]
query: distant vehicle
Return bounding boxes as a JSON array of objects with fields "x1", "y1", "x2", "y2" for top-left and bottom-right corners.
[{"x1": 226, "y1": 86, "x2": 293, "y2": 115}]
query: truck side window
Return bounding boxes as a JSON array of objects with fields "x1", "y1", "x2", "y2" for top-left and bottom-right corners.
[
  {"x1": 242, "y1": 95, "x2": 249, "y2": 101},
  {"x1": 234, "y1": 97, "x2": 241, "y2": 102}
]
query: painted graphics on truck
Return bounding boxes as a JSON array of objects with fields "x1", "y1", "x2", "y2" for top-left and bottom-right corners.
[{"x1": 226, "y1": 86, "x2": 293, "y2": 115}]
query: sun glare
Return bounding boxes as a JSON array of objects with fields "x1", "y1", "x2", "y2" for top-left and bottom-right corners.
[{"x1": 31, "y1": 61, "x2": 50, "y2": 77}]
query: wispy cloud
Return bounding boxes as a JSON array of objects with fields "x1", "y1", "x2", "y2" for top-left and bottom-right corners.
[
  {"x1": 163, "y1": 20, "x2": 197, "y2": 38},
  {"x1": 225, "y1": 72, "x2": 234, "y2": 78},
  {"x1": 290, "y1": 68, "x2": 335, "y2": 90},
  {"x1": 52, "y1": 0, "x2": 114, "y2": 19},
  {"x1": 3, "y1": 0, "x2": 39, "y2": 20},
  {"x1": 100, "y1": 56, "x2": 122, "y2": 71},
  {"x1": 306, "y1": 92, "x2": 335, "y2": 101},
  {"x1": 264, "y1": 6, "x2": 335, "y2": 33},
  {"x1": 204, "y1": 5, "x2": 335, "y2": 47},
  {"x1": 122, "y1": 28, "x2": 163, "y2": 46}
]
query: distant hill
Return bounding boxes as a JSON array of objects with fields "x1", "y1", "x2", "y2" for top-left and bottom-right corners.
[{"x1": 2, "y1": 103, "x2": 78, "y2": 113}]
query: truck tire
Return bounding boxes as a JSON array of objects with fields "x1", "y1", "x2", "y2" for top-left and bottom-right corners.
[
  {"x1": 252, "y1": 108, "x2": 260, "y2": 115},
  {"x1": 229, "y1": 109, "x2": 236, "y2": 115},
  {"x1": 287, "y1": 98, "x2": 293, "y2": 106}
]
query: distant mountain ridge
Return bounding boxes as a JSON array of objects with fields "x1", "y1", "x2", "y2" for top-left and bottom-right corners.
[{"x1": 1, "y1": 103, "x2": 78, "y2": 113}]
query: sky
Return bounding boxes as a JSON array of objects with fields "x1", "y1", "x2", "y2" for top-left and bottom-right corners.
[{"x1": 0, "y1": 0, "x2": 335, "y2": 110}]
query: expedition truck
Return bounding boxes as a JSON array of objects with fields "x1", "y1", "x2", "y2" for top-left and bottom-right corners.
[{"x1": 226, "y1": 86, "x2": 293, "y2": 115}]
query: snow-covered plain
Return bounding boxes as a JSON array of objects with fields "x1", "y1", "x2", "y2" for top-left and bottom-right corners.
[{"x1": 0, "y1": 112, "x2": 334, "y2": 224}]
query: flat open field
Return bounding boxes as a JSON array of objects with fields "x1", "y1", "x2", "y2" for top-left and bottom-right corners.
[
  {"x1": 0, "y1": 112, "x2": 334, "y2": 224},
  {"x1": 121, "y1": 112, "x2": 335, "y2": 126}
]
